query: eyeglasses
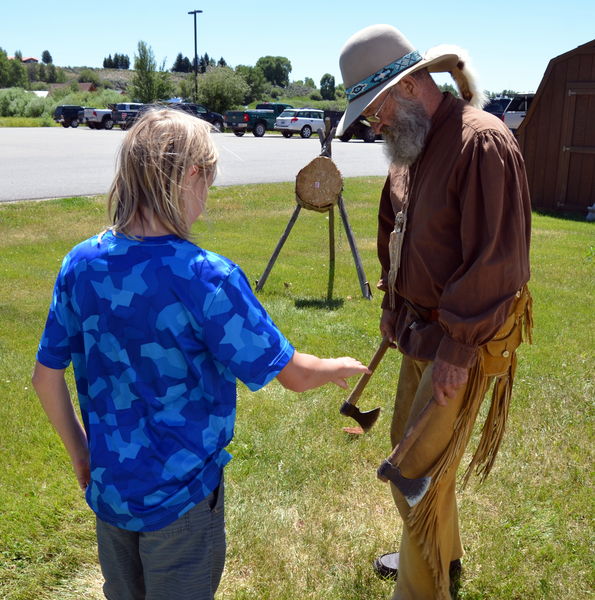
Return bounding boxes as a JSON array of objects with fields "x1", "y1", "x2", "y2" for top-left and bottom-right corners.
[{"x1": 364, "y1": 90, "x2": 393, "y2": 123}]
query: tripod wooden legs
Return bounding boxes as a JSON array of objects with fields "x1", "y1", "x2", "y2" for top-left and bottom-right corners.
[
  {"x1": 255, "y1": 205, "x2": 302, "y2": 292},
  {"x1": 338, "y1": 195, "x2": 372, "y2": 300},
  {"x1": 255, "y1": 199, "x2": 371, "y2": 300}
]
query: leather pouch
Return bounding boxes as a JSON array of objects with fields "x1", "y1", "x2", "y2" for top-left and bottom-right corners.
[
  {"x1": 482, "y1": 315, "x2": 523, "y2": 376},
  {"x1": 481, "y1": 287, "x2": 530, "y2": 377}
]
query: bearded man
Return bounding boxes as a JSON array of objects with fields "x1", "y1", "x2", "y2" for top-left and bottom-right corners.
[{"x1": 336, "y1": 25, "x2": 533, "y2": 600}]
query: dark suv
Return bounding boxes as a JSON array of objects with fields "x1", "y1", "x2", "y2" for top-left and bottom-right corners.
[
  {"x1": 169, "y1": 103, "x2": 224, "y2": 132},
  {"x1": 110, "y1": 103, "x2": 145, "y2": 130},
  {"x1": 483, "y1": 97, "x2": 512, "y2": 121},
  {"x1": 503, "y1": 94, "x2": 534, "y2": 132},
  {"x1": 53, "y1": 105, "x2": 84, "y2": 128},
  {"x1": 340, "y1": 115, "x2": 379, "y2": 143}
]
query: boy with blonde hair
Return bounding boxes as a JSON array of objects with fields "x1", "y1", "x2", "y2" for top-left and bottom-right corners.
[{"x1": 33, "y1": 108, "x2": 368, "y2": 600}]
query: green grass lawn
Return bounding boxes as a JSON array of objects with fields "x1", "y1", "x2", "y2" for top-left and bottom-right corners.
[
  {"x1": 0, "y1": 181, "x2": 593, "y2": 600},
  {"x1": 0, "y1": 116, "x2": 57, "y2": 127}
]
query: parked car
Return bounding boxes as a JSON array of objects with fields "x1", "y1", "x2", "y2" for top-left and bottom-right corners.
[
  {"x1": 483, "y1": 97, "x2": 512, "y2": 121},
  {"x1": 274, "y1": 108, "x2": 325, "y2": 139},
  {"x1": 339, "y1": 115, "x2": 379, "y2": 143},
  {"x1": 169, "y1": 103, "x2": 224, "y2": 132},
  {"x1": 503, "y1": 94, "x2": 534, "y2": 132},
  {"x1": 110, "y1": 103, "x2": 145, "y2": 130},
  {"x1": 53, "y1": 105, "x2": 84, "y2": 128},
  {"x1": 224, "y1": 102, "x2": 293, "y2": 137},
  {"x1": 83, "y1": 108, "x2": 114, "y2": 130},
  {"x1": 318, "y1": 110, "x2": 378, "y2": 142}
]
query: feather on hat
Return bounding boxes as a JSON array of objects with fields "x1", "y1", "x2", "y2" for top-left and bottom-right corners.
[{"x1": 337, "y1": 25, "x2": 487, "y2": 135}]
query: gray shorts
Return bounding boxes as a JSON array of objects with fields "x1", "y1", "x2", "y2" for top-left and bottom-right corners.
[{"x1": 96, "y1": 482, "x2": 226, "y2": 600}]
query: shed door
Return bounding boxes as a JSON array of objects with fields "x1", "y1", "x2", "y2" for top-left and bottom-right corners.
[{"x1": 555, "y1": 82, "x2": 595, "y2": 209}]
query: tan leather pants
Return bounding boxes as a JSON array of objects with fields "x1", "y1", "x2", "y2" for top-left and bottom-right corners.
[{"x1": 389, "y1": 356, "x2": 469, "y2": 600}]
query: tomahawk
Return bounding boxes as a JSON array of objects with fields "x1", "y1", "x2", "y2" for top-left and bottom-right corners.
[
  {"x1": 376, "y1": 396, "x2": 438, "y2": 507},
  {"x1": 339, "y1": 337, "x2": 390, "y2": 432}
]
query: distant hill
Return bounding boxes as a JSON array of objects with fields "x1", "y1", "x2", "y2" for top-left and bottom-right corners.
[{"x1": 60, "y1": 67, "x2": 186, "y2": 92}]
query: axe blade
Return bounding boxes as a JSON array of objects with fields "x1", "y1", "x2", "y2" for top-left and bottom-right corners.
[
  {"x1": 340, "y1": 401, "x2": 381, "y2": 432},
  {"x1": 377, "y1": 460, "x2": 432, "y2": 507}
]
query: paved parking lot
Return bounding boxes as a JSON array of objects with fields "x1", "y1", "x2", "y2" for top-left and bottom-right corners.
[{"x1": 0, "y1": 128, "x2": 390, "y2": 202}]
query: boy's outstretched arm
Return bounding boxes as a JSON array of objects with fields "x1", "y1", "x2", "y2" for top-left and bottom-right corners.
[
  {"x1": 276, "y1": 351, "x2": 369, "y2": 393},
  {"x1": 31, "y1": 361, "x2": 90, "y2": 491}
]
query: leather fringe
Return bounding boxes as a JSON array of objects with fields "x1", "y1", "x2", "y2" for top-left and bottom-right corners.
[
  {"x1": 407, "y1": 358, "x2": 488, "y2": 598},
  {"x1": 461, "y1": 353, "x2": 516, "y2": 487},
  {"x1": 406, "y1": 287, "x2": 533, "y2": 598},
  {"x1": 463, "y1": 288, "x2": 533, "y2": 485}
]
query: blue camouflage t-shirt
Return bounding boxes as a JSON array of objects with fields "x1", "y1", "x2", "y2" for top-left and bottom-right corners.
[{"x1": 37, "y1": 230, "x2": 294, "y2": 531}]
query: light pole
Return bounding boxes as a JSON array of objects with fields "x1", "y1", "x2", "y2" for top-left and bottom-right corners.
[{"x1": 188, "y1": 9, "x2": 203, "y2": 103}]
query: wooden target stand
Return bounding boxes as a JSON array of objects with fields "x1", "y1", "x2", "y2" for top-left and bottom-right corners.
[{"x1": 255, "y1": 121, "x2": 372, "y2": 300}]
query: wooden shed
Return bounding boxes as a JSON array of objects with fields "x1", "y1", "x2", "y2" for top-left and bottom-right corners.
[{"x1": 516, "y1": 40, "x2": 595, "y2": 213}]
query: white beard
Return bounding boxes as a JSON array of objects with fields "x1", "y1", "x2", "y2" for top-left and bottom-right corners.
[{"x1": 382, "y1": 95, "x2": 431, "y2": 167}]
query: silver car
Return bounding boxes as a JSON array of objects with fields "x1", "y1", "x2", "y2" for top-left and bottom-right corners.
[{"x1": 274, "y1": 108, "x2": 325, "y2": 139}]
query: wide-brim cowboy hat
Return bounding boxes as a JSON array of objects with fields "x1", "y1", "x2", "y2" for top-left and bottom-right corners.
[{"x1": 336, "y1": 24, "x2": 486, "y2": 135}]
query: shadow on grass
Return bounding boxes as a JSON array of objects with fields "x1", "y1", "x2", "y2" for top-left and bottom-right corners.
[
  {"x1": 533, "y1": 208, "x2": 591, "y2": 222},
  {"x1": 294, "y1": 297, "x2": 345, "y2": 310}
]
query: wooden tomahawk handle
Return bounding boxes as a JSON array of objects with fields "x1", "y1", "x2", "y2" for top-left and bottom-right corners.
[
  {"x1": 344, "y1": 337, "x2": 391, "y2": 407},
  {"x1": 386, "y1": 397, "x2": 437, "y2": 468}
]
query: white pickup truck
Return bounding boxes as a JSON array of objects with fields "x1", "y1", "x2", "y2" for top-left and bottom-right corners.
[
  {"x1": 84, "y1": 108, "x2": 114, "y2": 130},
  {"x1": 503, "y1": 94, "x2": 534, "y2": 133}
]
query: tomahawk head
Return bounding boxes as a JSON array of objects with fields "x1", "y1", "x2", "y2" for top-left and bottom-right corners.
[
  {"x1": 377, "y1": 460, "x2": 432, "y2": 507},
  {"x1": 340, "y1": 401, "x2": 381, "y2": 432}
]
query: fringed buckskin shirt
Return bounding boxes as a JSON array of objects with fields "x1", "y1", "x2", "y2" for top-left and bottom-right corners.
[{"x1": 378, "y1": 93, "x2": 531, "y2": 369}]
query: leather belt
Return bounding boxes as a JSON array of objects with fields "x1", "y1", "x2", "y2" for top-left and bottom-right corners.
[{"x1": 405, "y1": 300, "x2": 439, "y2": 323}]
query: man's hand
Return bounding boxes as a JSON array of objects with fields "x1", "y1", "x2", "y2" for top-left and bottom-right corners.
[
  {"x1": 380, "y1": 309, "x2": 398, "y2": 347},
  {"x1": 432, "y1": 358, "x2": 468, "y2": 406}
]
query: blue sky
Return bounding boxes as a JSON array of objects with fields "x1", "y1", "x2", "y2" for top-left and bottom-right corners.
[{"x1": 3, "y1": 1, "x2": 594, "y2": 94}]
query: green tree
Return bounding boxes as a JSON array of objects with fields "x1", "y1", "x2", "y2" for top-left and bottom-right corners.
[
  {"x1": 8, "y1": 58, "x2": 27, "y2": 88},
  {"x1": 41, "y1": 50, "x2": 52, "y2": 65},
  {"x1": 46, "y1": 63, "x2": 58, "y2": 83},
  {"x1": 114, "y1": 53, "x2": 129, "y2": 69},
  {"x1": 196, "y1": 66, "x2": 249, "y2": 114},
  {"x1": 438, "y1": 82, "x2": 458, "y2": 96},
  {"x1": 320, "y1": 73, "x2": 335, "y2": 100},
  {"x1": 103, "y1": 54, "x2": 114, "y2": 68},
  {"x1": 0, "y1": 49, "x2": 10, "y2": 87},
  {"x1": 172, "y1": 53, "x2": 192, "y2": 73},
  {"x1": 235, "y1": 64, "x2": 266, "y2": 103},
  {"x1": 197, "y1": 53, "x2": 215, "y2": 74},
  {"x1": 304, "y1": 77, "x2": 315, "y2": 88},
  {"x1": 78, "y1": 69, "x2": 100, "y2": 85},
  {"x1": 177, "y1": 76, "x2": 195, "y2": 101},
  {"x1": 172, "y1": 53, "x2": 185, "y2": 72},
  {"x1": 26, "y1": 63, "x2": 38, "y2": 83},
  {"x1": 130, "y1": 41, "x2": 174, "y2": 103},
  {"x1": 55, "y1": 66, "x2": 67, "y2": 83},
  {"x1": 255, "y1": 56, "x2": 291, "y2": 87}
]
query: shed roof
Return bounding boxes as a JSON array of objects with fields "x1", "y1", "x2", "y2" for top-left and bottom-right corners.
[{"x1": 518, "y1": 39, "x2": 595, "y2": 135}]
